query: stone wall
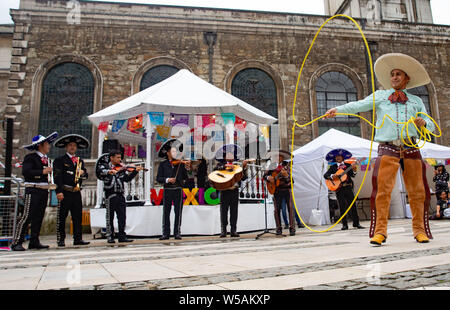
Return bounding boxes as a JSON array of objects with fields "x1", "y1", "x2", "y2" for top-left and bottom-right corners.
[{"x1": 4, "y1": 0, "x2": 450, "y2": 163}]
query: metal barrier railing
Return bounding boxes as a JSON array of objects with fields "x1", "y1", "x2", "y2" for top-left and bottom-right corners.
[{"x1": 0, "y1": 177, "x2": 24, "y2": 246}]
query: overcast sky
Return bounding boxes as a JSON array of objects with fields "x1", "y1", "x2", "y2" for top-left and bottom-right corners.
[{"x1": 0, "y1": 0, "x2": 449, "y2": 25}]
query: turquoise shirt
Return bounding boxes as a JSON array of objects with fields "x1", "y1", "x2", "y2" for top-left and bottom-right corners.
[{"x1": 336, "y1": 88, "x2": 435, "y2": 142}]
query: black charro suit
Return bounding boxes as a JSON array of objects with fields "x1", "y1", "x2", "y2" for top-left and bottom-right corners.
[
  {"x1": 53, "y1": 154, "x2": 88, "y2": 244},
  {"x1": 156, "y1": 160, "x2": 189, "y2": 237},
  {"x1": 324, "y1": 163, "x2": 360, "y2": 228},
  {"x1": 12, "y1": 153, "x2": 50, "y2": 247}
]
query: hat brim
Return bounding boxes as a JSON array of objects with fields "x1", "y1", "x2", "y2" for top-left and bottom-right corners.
[
  {"x1": 374, "y1": 53, "x2": 431, "y2": 90},
  {"x1": 158, "y1": 139, "x2": 183, "y2": 159},
  {"x1": 326, "y1": 149, "x2": 353, "y2": 162},
  {"x1": 266, "y1": 149, "x2": 292, "y2": 161},
  {"x1": 23, "y1": 132, "x2": 58, "y2": 151},
  {"x1": 54, "y1": 134, "x2": 90, "y2": 149}
]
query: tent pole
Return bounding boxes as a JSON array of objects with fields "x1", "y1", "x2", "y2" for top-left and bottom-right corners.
[
  {"x1": 145, "y1": 114, "x2": 152, "y2": 205},
  {"x1": 95, "y1": 129, "x2": 106, "y2": 209}
]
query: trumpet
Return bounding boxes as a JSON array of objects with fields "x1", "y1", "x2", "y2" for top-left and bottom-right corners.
[
  {"x1": 48, "y1": 158, "x2": 57, "y2": 191},
  {"x1": 74, "y1": 157, "x2": 83, "y2": 192}
]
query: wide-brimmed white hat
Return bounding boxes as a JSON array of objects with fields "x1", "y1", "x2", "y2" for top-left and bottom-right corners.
[
  {"x1": 23, "y1": 132, "x2": 58, "y2": 151},
  {"x1": 374, "y1": 53, "x2": 430, "y2": 90}
]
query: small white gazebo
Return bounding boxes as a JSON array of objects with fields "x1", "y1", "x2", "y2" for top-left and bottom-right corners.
[{"x1": 88, "y1": 69, "x2": 277, "y2": 206}]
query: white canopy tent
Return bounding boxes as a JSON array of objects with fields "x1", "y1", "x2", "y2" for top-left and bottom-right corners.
[
  {"x1": 88, "y1": 69, "x2": 277, "y2": 207},
  {"x1": 292, "y1": 129, "x2": 450, "y2": 225},
  {"x1": 88, "y1": 69, "x2": 277, "y2": 127}
]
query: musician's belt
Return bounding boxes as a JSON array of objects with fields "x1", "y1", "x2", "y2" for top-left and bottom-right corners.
[
  {"x1": 378, "y1": 140, "x2": 421, "y2": 160},
  {"x1": 25, "y1": 184, "x2": 57, "y2": 190},
  {"x1": 63, "y1": 185, "x2": 81, "y2": 192}
]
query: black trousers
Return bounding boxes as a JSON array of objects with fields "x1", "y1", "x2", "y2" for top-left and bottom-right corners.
[
  {"x1": 162, "y1": 188, "x2": 183, "y2": 236},
  {"x1": 105, "y1": 194, "x2": 127, "y2": 238},
  {"x1": 13, "y1": 188, "x2": 48, "y2": 245},
  {"x1": 57, "y1": 191, "x2": 83, "y2": 243},
  {"x1": 336, "y1": 185, "x2": 360, "y2": 227},
  {"x1": 220, "y1": 188, "x2": 239, "y2": 232}
]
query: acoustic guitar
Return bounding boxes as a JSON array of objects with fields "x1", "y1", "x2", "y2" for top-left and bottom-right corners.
[
  {"x1": 208, "y1": 164, "x2": 243, "y2": 191},
  {"x1": 208, "y1": 159, "x2": 256, "y2": 191},
  {"x1": 325, "y1": 159, "x2": 359, "y2": 191},
  {"x1": 266, "y1": 165, "x2": 289, "y2": 195}
]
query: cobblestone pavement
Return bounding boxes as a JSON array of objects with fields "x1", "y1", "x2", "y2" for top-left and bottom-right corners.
[{"x1": 0, "y1": 219, "x2": 449, "y2": 290}]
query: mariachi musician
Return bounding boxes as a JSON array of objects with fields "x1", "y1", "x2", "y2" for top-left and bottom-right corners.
[
  {"x1": 96, "y1": 150, "x2": 143, "y2": 244},
  {"x1": 213, "y1": 144, "x2": 249, "y2": 238},
  {"x1": 323, "y1": 149, "x2": 364, "y2": 231},
  {"x1": 156, "y1": 139, "x2": 191, "y2": 240},
  {"x1": 53, "y1": 134, "x2": 90, "y2": 247},
  {"x1": 263, "y1": 150, "x2": 296, "y2": 236},
  {"x1": 11, "y1": 132, "x2": 58, "y2": 251}
]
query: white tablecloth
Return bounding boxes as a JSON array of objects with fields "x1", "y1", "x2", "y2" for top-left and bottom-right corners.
[{"x1": 90, "y1": 203, "x2": 276, "y2": 236}]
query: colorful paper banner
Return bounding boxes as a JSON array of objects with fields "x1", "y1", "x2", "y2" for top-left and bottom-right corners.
[
  {"x1": 111, "y1": 120, "x2": 126, "y2": 133},
  {"x1": 235, "y1": 116, "x2": 247, "y2": 131},
  {"x1": 221, "y1": 113, "x2": 235, "y2": 125},
  {"x1": 171, "y1": 114, "x2": 189, "y2": 127},
  {"x1": 148, "y1": 112, "x2": 164, "y2": 126},
  {"x1": 98, "y1": 121, "x2": 109, "y2": 133},
  {"x1": 127, "y1": 114, "x2": 144, "y2": 132}
]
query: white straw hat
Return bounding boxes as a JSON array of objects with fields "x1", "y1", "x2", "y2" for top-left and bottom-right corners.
[{"x1": 374, "y1": 53, "x2": 431, "y2": 90}]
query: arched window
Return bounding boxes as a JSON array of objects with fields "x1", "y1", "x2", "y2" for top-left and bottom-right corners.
[
  {"x1": 140, "y1": 65, "x2": 179, "y2": 91},
  {"x1": 38, "y1": 62, "x2": 94, "y2": 158},
  {"x1": 409, "y1": 86, "x2": 432, "y2": 115},
  {"x1": 231, "y1": 68, "x2": 278, "y2": 118},
  {"x1": 316, "y1": 71, "x2": 360, "y2": 136},
  {"x1": 409, "y1": 85, "x2": 434, "y2": 142}
]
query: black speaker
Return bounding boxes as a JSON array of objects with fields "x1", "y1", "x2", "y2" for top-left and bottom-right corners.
[{"x1": 102, "y1": 139, "x2": 123, "y2": 155}]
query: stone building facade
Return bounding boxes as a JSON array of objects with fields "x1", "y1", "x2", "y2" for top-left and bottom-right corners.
[{"x1": 2, "y1": 0, "x2": 449, "y2": 166}]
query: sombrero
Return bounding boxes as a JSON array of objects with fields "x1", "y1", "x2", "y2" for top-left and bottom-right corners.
[
  {"x1": 265, "y1": 150, "x2": 292, "y2": 170},
  {"x1": 326, "y1": 149, "x2": 352, "y2": 163},
  {"x1": 434, "y1": 161, "x2": 446, "y2": 170},
  {"x1": 95, "y1": 153, "x2": 110, "y2": 181},
  {"x1": 23, "y1": 132, "x2": 58, "y2": 151},
  {"x1": 158, "y1": 139, "x2": 183, "y2": 159},
  {"x1": 54, "y1": 134, "x2": 90, "y2": 149},
  {"x1": 374, "y1": 53, "x2": 431, "y2": 90},
  {"x1": 215, "y1": 144, "x2": 243, "y2": 161}
]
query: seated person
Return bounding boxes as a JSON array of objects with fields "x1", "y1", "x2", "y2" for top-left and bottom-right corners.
[{"x1": 430, "y1": 191, "x2": 449, "y2": 220}]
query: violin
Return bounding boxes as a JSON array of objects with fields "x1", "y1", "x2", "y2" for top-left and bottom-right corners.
[{"x1": 113, "y1": 163, "x2": 148, "y2": 173}]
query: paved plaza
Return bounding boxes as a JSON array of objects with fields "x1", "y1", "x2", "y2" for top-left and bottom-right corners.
[{"x1": 0, "y1": 219, "x2": 449, "y2": 290}]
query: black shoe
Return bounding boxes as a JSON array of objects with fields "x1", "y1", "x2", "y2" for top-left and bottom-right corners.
[
  {"x1": 289, "y1": 229, "x2": 296, "y2": 236},
  {"x1": 107, "y1": 237, "x2": 115, "y2": 244},
  {"x1": 11, "y1": 243, "x2": 25, "y2": 251},
  {"x1": 230, "y1": 232, "x2": 240, "y2": 238},
  {"x1": 284, "y1": 225, "x2": 289, "y2": 229},
  {"x1": 159, "y1": 235, "x2": 169, "y2": 241},
  {"x1": 297, "y1": 223, "x2": 304, "y2": 229},
  {"x1": 118, "y1": 238, "x2": 134, "y2": 243},
  {"x1": 74, "y1": 240, "x2": 90, "y2": 246},
  {"x1": 354, "y1": 225, "x2": 365, "y2": 229},
  {"x1": 276, "y1": 229, "x2": 283, "y2": 236},
  {"x1": 28, "y1": 243, "x2": 49, "y2": 250},
  {"x1": 341, "y1": 225, "x2": 349, "y2": 231},
  {"x1": 57, "y1": 242, "x2": 65, "y2": 247},
  {"x1": 174, "y1": 235, "x2": 182, "y2": 240}
]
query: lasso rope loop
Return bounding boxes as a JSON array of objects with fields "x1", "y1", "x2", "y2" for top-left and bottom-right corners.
[{"x1": 289, "y1": 14, "x2": 441, "y2": 234}]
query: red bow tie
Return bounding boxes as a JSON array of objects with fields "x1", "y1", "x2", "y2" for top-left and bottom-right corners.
[
  {"x1": 389, "y1": 90, "x2": 408, "y2": 104},
  {"x1": 71, "y1": 157, "x2": 78, "y2": 165},
  {"x1": 41, "y1": 157, "x2": 48, "y2": 166},
  {"x1": 338, "y1": 163, "x2": 346, "y2": 170}
]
